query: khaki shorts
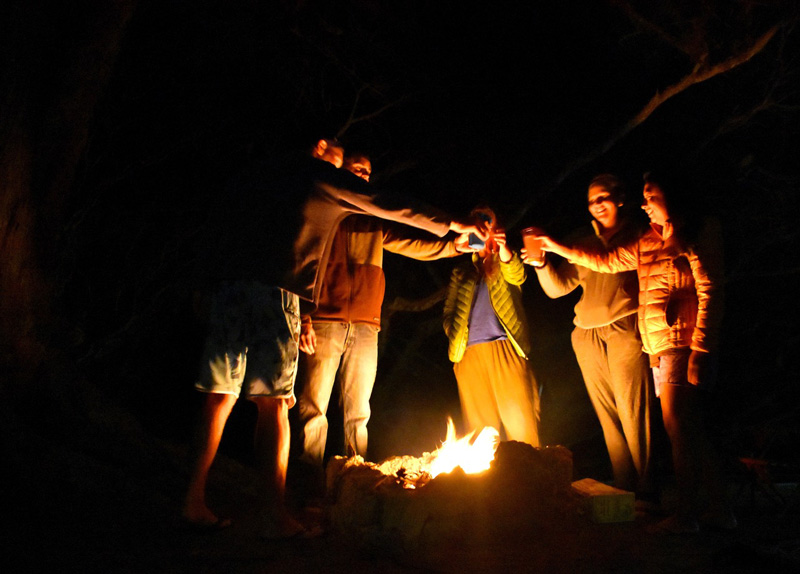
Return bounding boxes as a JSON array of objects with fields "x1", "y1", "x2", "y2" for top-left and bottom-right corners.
[{"x1": 197, "y1": 281, "x2": 300, "y2": 406}]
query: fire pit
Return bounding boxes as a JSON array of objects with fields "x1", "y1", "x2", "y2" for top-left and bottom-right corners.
[{"x1": 324, "y1": 421, "x2": 580, "y2": 569}]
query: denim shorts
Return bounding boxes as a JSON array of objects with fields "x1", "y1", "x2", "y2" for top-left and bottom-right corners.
[{"x1": 196, "y1": 281, "x2": 300, "y2": 405}]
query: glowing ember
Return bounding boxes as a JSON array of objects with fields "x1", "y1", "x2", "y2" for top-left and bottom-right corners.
[{"x1": 429, "y1": 418, "x2": 499, "y2": 478}]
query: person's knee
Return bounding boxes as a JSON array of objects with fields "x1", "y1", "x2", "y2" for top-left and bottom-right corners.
[
  {"x1": 662, "y1": 404, "x2": 699, "y2": 444},
  {"x1": 253, "y1": 396, "x2": 290, "y2": 417},
  {"x1": 203, "y1": 392, "x2": 237, "y2": 413}
]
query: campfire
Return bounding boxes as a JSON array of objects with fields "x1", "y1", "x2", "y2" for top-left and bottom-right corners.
[
  {"x1": 324, "y1": 417, "x2": 577, "y2": 567},
  {"x1": 429, "y1": 418, "x2": 499, "y2": 478},
  {"x1": 364, "y1": 418, "x2": 500, "y2": 490}
]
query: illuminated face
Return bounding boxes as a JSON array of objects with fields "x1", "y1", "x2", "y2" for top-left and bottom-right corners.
[
  {"x1": 641, "y1": 183, "x2": 669, "y2": 226},
  {"x1": 344, "y1": 156, "x2": 372, "y2": 181},
  {"x1": 587, "y1": 184, "x2": 619, "y2": 231}
]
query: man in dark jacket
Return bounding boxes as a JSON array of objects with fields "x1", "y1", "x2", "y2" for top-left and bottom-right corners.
[{"x1": 182, "y1": 138, "x2": 486, "y2": 538}]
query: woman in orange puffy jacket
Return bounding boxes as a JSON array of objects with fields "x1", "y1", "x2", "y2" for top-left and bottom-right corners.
[{"x1": 528, "y1": 170, "x2": 735, "y2": 535}]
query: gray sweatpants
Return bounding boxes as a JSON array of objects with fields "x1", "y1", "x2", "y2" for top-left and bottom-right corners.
[{"x1": 571, "y1": 313, "x2": 655, "y2": 494}]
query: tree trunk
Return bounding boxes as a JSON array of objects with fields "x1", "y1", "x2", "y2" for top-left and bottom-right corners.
[{"x1": 0, "y1": 0, "x2": 136, "y2": 391}]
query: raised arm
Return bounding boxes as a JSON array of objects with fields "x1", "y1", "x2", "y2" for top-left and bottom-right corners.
[
  {"x1": 382, "y1": 226, "x2": 466, "y2": 260},
  {"x1": 539, "y1": 234, "x2": 638, "y2": 274},
  {"x1": 318, "y1": 169, "x2": 488, "y2": 240},
  {"x1": 534, "y1": 259, "x2": 581, "y2": 299}
]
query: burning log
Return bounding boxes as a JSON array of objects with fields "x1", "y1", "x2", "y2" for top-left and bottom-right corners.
[{"x1": 325, "y1": 439, "x2": 578, "y2": 566}]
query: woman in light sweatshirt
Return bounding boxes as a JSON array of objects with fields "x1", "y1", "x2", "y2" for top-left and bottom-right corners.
[{"x1": 524, "y1": 174, "x2": 655, "y2": 503}]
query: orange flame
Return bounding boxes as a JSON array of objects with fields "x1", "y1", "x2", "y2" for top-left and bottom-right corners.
[{"x1": 429, "y1": 417, "x2": 499, "y2": 478}]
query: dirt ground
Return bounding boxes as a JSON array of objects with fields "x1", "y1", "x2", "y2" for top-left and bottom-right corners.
[{"x1": 7, "y1": 415, "x2": 799, "y2": 574}]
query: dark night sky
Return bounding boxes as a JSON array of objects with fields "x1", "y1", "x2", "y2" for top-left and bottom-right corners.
[{"x1": 65, "y1": 0, "x2": 800, "y2": 464}]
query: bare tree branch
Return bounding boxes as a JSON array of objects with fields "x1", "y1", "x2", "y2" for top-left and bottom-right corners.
[
  {"x1": 511, "y1": 22, "x2": 782, "y2": 226},
  {"x1": 610, "y1": 0, "x2": 688, "y2": 56},
  {"x1": 337, "y1": 89, "x2": 418, "y2": 139},
  {"x1": 379, "y1": 286, "x2": 447, "y2": 354},
  {"x1": 384, "y1": 286, "x2": 447, "y2": 315},
  {"x1": 692, "y1": 24, "x2": 800, "y2": 153},
  {"x1": 627, "y1": 25, "x2": 778, "y2": 131}
]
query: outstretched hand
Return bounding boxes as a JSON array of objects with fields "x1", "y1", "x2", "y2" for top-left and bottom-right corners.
[
  {"x1": 520, "y1": 247, "x2": 544, "y2": 267},
  {"x1": 454, "y1": 233, "x2": 479, "y2": 253},
  {"x1": 450, "y1": 215, "x2": 489, "y2": 240},
  {"x1": 537, "y1": 234, "x2": 559, "y2": 253},
  {"x1": 536, "y1": 234, "x2": 569, "y2": 259},
  {"x1": 520, "y1": 230, "x2": 561, "y2": 266}
]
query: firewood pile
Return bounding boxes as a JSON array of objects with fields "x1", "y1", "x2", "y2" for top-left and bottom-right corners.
[{"x1": 324, "y1": 441, "x2": 579, "y2": 565}]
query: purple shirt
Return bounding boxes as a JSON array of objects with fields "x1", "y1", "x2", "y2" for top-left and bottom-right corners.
[{"x1": 467, "y1": 280, "x2": 507, "y2": 346}]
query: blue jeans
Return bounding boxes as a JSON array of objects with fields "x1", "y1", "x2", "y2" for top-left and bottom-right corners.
[{"x1": 297, "y1": 322, "x2": 379, "y2": 466}]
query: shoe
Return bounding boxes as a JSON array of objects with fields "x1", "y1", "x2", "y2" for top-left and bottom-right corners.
[{"x1": 646, "y1": 514, "x2": 699, "y2": 535}]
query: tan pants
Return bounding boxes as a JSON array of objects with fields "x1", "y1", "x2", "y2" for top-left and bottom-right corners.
[{"x1": 453, "y1": 338, "x2": 540, "y2": 446}]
